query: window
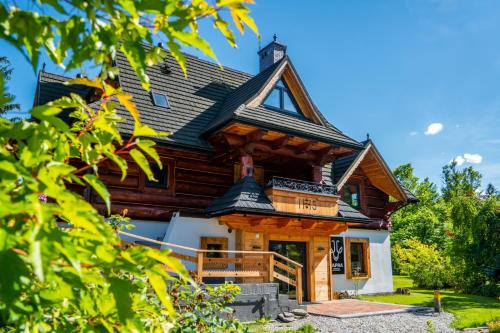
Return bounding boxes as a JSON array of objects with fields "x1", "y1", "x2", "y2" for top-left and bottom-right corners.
[
  {"x1": 343, "y1": 183, "x2": 360, "y2": 208},
  {"x1": 263, "y1": 79, "x2": 299, "y2": 114},
  {"x1": 345, "y1": 238, "x2": 371, "y2": 279},
  {"x1": 145, "y1": 164, "x2": 168, "y2": 189},
  {"x1": 200, "y1": 237, "x2": 228, "y2": 268},
  {"x1": 151, "y1": 91, "x2": 170, "y2": 107}
]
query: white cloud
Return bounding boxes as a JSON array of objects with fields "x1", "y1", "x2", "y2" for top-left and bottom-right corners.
[
  {"x1": 409, "y1": 131, "x2": 418, "y2": 136},
  {"x1": 452, "y1": 153, "x2": 483, "y2": 166},
  {"x1": 453, "y1": 155, "x2": 465, "y2": 166},
  {"x1": 463, "y1": 153, "x2": 483, "y2": 164},
  {"x1": 424, "y1": 123, "x2": 444, "y2": 135}
]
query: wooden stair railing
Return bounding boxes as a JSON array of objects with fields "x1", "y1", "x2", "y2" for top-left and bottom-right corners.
[{"x1": 119, "y1": 231, "x2": 303, "y2": 304}]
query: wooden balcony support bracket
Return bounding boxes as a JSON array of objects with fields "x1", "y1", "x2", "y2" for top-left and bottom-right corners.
[
  {"x1": 295, "y1": 141, "x2": 316, "y2": 154},
  {"x1": 271, "y1": 135, "x2": 291, "y2": 150},
  {"x1": 302, "y1": 220, "x2": 318, "y2": 230},
  {"x1": 246, "y1": 129, "x2": 268, "y2": 143}
]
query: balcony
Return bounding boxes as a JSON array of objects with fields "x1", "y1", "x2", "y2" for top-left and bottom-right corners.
[{"x1": 265, "y1": 177, "x2": 339, "y2": 217}]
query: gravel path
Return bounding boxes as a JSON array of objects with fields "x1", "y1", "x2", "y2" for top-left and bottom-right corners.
[{"x1": 265, "y1": 311, "x2": 457, "y2": 333}]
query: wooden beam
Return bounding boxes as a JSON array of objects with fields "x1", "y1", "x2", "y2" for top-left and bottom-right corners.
[
  {"x1": 277, "y1": 219, "x2": 291, "y2": 228},
  {"x1": 272, "y1": 135, "x2": 291, "y2": 150},
  {"x1": 246, "y1": 129, "x2": 267, "y2": 142},
  {"x1": 295, "y1": 141, "x2": 316, "y2": 154},
  {"x1": 302, "y1": 220, "x2": 318, "y2": 229}
]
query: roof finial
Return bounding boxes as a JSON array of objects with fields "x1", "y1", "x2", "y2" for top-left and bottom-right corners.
[
  {"x1": 41, "y1": 62, "x2": 46, "y2": 72},
  {"x1": 273, "y1": 33, "x2": 277, "y2": 42},
  {"x1": 366, "y1": 133, "x2": 370, "y2": 141}
]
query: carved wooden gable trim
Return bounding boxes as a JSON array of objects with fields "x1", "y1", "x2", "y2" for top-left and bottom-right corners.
[
  {"x1": 337, "y1": 142, "x2": 407, "y2": 202},
  {"x1": 246, "y1": 59, "x2": 327, "y2": 126}
]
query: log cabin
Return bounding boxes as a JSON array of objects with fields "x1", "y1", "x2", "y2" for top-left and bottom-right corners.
[{"x1": 34, "y1": 38, "x2": 417, "y2": 306}]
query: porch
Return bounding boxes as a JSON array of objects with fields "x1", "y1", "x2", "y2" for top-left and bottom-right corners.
[{"x1": 120, "y1": 230, "x2": 305, "y2": 304}]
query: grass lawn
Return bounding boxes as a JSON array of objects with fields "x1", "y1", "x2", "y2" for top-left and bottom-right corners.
[{"x1": 359, "y1": 275, "x2": 500, "y2": 329}]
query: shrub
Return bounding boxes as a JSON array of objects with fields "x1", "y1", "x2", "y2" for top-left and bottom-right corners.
[
  {"x1": 488, "y1": 320, "x2": 500, "y2": 333},
  {"x1": 169, "y1": 282, "x2": 246, "y2": 333},
  {"x1": 393, "y1": 238, "x2": 453, "y2": 289}
]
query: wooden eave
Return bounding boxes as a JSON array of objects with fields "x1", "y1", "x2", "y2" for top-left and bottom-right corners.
[
  {"x1": 218, "y1": 213, "x2": 350, "y2": 236},
  {"x1": 208, "y1": 122, "x2": 354, "y2": 165},
  {"x1": 337, "y1": 142, "x2": 408, "y2": 202}
]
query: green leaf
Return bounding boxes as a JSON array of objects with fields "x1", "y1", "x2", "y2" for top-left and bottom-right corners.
[
  {"x1": 146, "y1": 269, "x2": 174, "y2": 316},
  {"x1": 83, "y1": 174, "x2": 111, "y2": 214},
  {"x1": 129, "y1": 148, "x2": 153, "y2": 180},
  {"x1": 117, "y1": 92, "x2": 140, "y2": 125},
  {"x1": 136, "y1": 139, "x2": 161, "y2": 168},
  {"x1": 66, "y1": 77, "x2": 104, "y2": 90},
  {"x1": 133, "y1": 123, "x2": 163, "y2": 137},
  {"x1": 31, "y1": 104, "x2": 63, "y2": 119},
  {"x1": 109, "y1": 277, "x2": 134, "y2": 324},
  {"x1": 104, "y1": 151, "x2": 128, "y2": 181}
]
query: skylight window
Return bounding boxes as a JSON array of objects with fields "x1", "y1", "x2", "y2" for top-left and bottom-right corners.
[
  {"x1": 151, "y1": 91, "x2": 170, "y2": 108},
  {"x1": 263, "y1": 79, "x2": 299, "y2": 114}
]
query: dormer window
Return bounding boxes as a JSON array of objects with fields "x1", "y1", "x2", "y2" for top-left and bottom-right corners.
[
  {"x1": 151, "y1": 91, "x2": 170, "y2": 108},
  {"x1": 263, "y1": 79, "x2": 299, "y2": 114}
]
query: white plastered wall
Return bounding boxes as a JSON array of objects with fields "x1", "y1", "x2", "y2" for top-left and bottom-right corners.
[
  {"x1": 119, "y1": 219, "x2": 170, "y2": 245},
  {"x1": 162, "y1": 213, "x2": 235, "y2": 271},
  {"x1": 332, "y1": 229, "x2": 393, "y2": 294}
]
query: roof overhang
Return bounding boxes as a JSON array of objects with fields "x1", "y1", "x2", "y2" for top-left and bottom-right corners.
[
  {"x1": 207, "y1": 121, "x2": 357, "y2": 165},
  {"x1": 336, "y1": 141, "x2": 409, "y2": 202},
  {"x1": 216, "y1": 212, "x2": 368, "y2": 236}
]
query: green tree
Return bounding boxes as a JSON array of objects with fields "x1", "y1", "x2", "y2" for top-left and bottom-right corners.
[
  {"x1": 391, "y1": 164, "x2": 449, "y2": 252},
  {"x1": 442, "y1": 162, "x2": 482, "y2": 200},
  {"x1": 393, "y1": 238, "x2": 453, "y2": 289},
  {"x1": 0, "y1": 0, "x2": 258, "y2": 331},
  {"x1": 485, "y1": 183, "x2": 499, "y2": 198},
  {"x1": 394, "y1": 163, "x2": 419, "y2": 193},
  {"x1": 0, "y1": 56, "x2": 20, "y2": 116}
]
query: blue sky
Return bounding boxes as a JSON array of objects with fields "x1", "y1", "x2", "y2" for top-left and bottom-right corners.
[{"x1": 2, "y1": 0, "x2": 499, "y2": 189}]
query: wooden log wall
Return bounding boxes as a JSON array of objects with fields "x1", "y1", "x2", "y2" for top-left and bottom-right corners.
[
  {"x1": 340, "y1": 168, "x2": 389, "y2": 220},
  {"x1": 91, "y1": 146, "x2": 234, "y2": 220}
]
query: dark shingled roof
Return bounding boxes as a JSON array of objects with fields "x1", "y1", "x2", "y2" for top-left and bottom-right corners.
[
  {"x1": 113, "y1": 46, "x2": 253, "y2": 151},
  {"x1": 203, "y1": 56, "x2": 362, "y2": 148},
  {"x1": 401, "y1": 184, "x2": 418, "y2": 202},
  {"x1": 36, "y1": 45, "x2": 361, "y2": 151},
  {"x1": 330, "y1": 153, "x2": 360, "y2": 184},
  {"x1": 205, "y1": 176, "x2": 370, "y2": 222},
  {"x1": 36, "y1": 72, "x2": 92, "y2": 105},
  {"x1": 205, "y1": 176, "x2": 275, "y2": 216},
  {"x1": 337, "y1": 200, "x2": 370, "y2": 220}
]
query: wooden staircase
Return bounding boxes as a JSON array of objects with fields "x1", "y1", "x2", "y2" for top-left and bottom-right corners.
[{"x1": 119, "y1": 231, "x2": 304, "y2": 304}]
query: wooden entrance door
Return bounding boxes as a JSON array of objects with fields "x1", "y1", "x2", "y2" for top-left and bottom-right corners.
[{"x1": 269, "y1": 241, "x2": 308, "y2": 301}]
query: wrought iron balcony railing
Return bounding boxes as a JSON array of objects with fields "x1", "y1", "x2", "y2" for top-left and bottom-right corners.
[{"x1": 266, "y1": 176, "x2": 337, "y2": 196}]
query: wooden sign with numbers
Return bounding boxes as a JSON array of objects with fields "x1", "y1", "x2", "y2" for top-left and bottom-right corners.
[{"x1": 265, "y1": 188, "x2": 339, "y2": 217}]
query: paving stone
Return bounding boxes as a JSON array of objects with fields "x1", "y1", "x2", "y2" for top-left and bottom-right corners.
[
  {"x1": 278, "y1": 313, "x2": 296, "y2": 323},
  {"x1": 292, "y1": 308, "x2": 308, "y2": 317},
  {"x1": 266, "y1": 311, "x2": 457, "y2": 332}
]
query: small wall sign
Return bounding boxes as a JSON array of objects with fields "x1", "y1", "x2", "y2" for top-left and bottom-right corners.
[
  {"x1": 297, "y1": 197, "x2": 318, "y2": 211},
  {"x1": 331, "y1": 237, "x2": 345, "y2": 274}
]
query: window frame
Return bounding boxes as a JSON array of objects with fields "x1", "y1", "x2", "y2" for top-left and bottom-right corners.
[
  {"x1": 262, "y1": 80, "x2": 301, "y2": 115},
  {"x1": 150, "y1": 90, "x2": 170, "y2": 108},
  {"x1": 345, "y1": 237, "x2": 371, "y2": 280},
  {"x1": 139, "y1": 158, "x2": 175, "y2": 195},
  {"x1": 200, "y1": 237, "x2": 229, "y2": 269},
  {"x1": 343, "y1": 183, "x2": 361, "y2": 209},
  {"x1": 145, "y1": 164, "x2": 169, "y2": 189}
]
